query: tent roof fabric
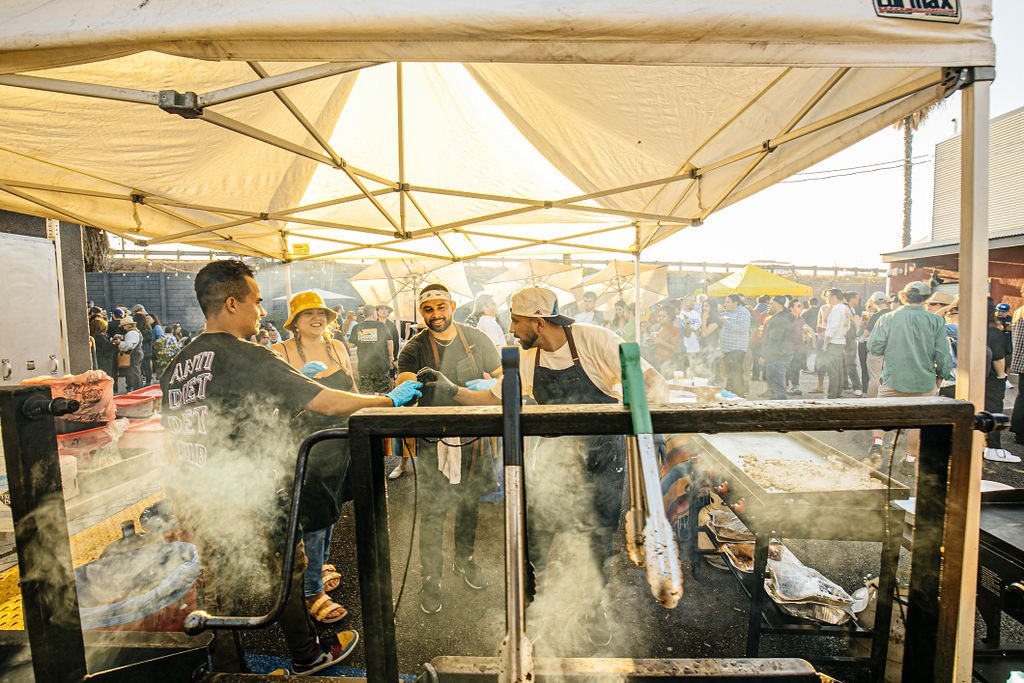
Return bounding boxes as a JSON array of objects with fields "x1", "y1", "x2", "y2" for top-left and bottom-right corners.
[
  {"x1": 706, "y1": 264, "x2": 813, "y2": 298},
  {"x1": 0, "y1": 2, "x2": 994, "y2": 71},
  {"x1": 0, "y1": 2, "x2": 994, "y2": 262}
]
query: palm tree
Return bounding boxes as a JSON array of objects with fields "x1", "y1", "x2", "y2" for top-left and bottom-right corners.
[
  {"x1": 895, "y1": 103, "x2": 941, "y2": 248},
  {"x1": 82, "y1": 225, "x2": 110, "y2": 271}
]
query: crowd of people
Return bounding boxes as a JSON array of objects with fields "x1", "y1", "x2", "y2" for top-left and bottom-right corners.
[
  {"x1": 107, "y1": 262, "x2": 1021, "y2": 676},
  {"x1": 635, "y1": 281, "x2": 1024, "y2": 466},
  {"x1": 88, "y1": 303, "x2": 189, "y2": 393},
  {"x1": 153, "y1": 262, "x2": 672, "y2": 673}
]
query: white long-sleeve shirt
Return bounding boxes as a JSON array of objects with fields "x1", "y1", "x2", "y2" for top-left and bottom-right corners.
[{"x1": 823, "y1": 304, "x2": 850, "y2": 345}]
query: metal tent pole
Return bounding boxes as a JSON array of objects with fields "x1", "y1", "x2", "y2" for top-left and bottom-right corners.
[
  {"x1": 633, "y1": 225, "x2": 642, "y2": 342},
  {"x1": 953, "y1": 69, "x2": 994, "y2": 683}
]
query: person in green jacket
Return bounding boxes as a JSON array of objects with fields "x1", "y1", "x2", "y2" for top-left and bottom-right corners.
[{"x1": 865, "y1": 280, "x2": 953, "y2": 473}]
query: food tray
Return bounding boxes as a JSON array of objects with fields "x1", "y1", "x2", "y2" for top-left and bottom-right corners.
[
  {"x1": 700, "y1": 432, "x2": 906, "y2": 497},
  {"x1": 695, "y1": 432, "x2": 909, "y2": 541}
]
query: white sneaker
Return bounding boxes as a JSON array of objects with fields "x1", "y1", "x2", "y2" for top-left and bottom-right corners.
[
  {"x1": 854, "y1": 390, "x2": 863, "y2": 397},
  {"x1": 983, "y1": 448, "x2": 1022, "y2": 463},
  {"x1": 388, "y1": 458, "x2": 412, "y2": 479}
]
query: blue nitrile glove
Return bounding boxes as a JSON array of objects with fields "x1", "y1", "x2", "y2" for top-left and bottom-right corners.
[
  {"x1": 385, "y1": 381, "x2": 423, "y2": 407},
  {"x1": 300, "y1": 361, "x2": 327, "y2": 378},
  {"x1": 718, "y1": 390, "x2": 737, "y2": 399},
  {"x1": 465, "y1": 378, "x2": 497, "y2": 391}
]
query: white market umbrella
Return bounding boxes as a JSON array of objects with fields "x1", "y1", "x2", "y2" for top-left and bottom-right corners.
[
  {"x1": 350, "y1": 258, "x2": 473, "y2": 321},
  {"x1": 485, "y1": 258, "x2": 583, "y2": 307},
  {"x1": 273, "y1": 287, "x2": 357, "y2": 302},
  {"x1": 575, "y1": 260, "x2": 669, "y2": 312}
]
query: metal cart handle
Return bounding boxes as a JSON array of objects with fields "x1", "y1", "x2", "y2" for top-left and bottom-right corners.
[
  {"x1": 499, "y1": 346, "x2": 533, "y2": 682},
  {"x1": 182, "y1": 427, "x2": 348, "y2": 635},
  {"x1": 975, "y1": 411, "x2": 1009, "y2": 433}
]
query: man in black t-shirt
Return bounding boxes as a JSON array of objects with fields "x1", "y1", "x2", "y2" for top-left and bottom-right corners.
[
  {"x1": 348, "y1": 312, "x2": 394, "y2": 393},
  {"x1": 377, "y1": 305, "x2": 401, "y2": 364},
  {"x1": 160, "y1": 260, "x2": 421, "y2": 675},
  {"x1": 394, "y1": 283, "x2": 501, "y2": 614}
]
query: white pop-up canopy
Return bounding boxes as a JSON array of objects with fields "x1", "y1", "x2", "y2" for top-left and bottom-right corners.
[
  {"x1": 0, "y1": 2, "x2": 996, "y2": 679},
  {"x1": 0, "y1": 1, "x2": 995, "y2": 263}
]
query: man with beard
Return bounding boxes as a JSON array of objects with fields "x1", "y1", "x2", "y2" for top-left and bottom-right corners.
[
  {"x1": 161, "y1": 260, "x2": 422, "y2": 675},
  {"x1": 417, "y1": 286, "x2": 667, "y2": 647},
  {"x1": 395, "y1": 284, "x2": 502, "y2": 613}
]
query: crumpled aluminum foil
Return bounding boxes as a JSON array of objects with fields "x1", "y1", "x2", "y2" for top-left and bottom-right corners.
[{"x1": 763, "y1": 557, "x2": 856, "y2": 625}]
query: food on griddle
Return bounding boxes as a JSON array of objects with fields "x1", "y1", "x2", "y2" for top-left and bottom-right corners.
[{"x1": 738, "y1": 453, "x2": 885, "y2": 492}]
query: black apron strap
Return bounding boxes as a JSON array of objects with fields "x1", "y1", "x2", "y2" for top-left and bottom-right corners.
[
  {"x1": 429, "y1": 325, "x2": 474, "y2": 369},
  {"x1": 429, "y1": 335, "x2": 441, "y2": 368},
  {"x1": 456, "y1": 325, "x2": 474, "y2": 358},
  {"x1": 564, "y1": 325, "x2": 581, "y2": 364}
]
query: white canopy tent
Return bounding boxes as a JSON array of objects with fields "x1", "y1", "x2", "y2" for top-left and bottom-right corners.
[
  {"x1": 0, "y1": 3, "x2": 993, "y2": 264},
  {"x1": 0, "y1": 2, "x2": 995, "y2": 679}
]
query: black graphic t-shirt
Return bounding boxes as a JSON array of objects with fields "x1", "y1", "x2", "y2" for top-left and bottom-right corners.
[
  {"x1": 348, "y1": 320, "x2": 392, "y2": 374},
  {"x1": 160, "y1": 333, "x2": 323, "y2": 507}
]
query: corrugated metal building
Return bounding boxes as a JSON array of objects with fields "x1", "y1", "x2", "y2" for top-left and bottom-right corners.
[{"x1": 882, "y1": 105, "x2": 1024, "y2": 306}]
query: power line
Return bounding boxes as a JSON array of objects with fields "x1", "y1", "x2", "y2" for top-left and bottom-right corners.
[
  {"x1": 791, "y1": 155, "x2": 932, "y2": 177},
  {"x1": 781, "y1": 159, "x2": 933, "y2": 184}
]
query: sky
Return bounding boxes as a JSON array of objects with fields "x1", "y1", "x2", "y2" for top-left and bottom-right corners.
[{"x1": 645, "y1": 1, "x2": 1024, "y2": 268}]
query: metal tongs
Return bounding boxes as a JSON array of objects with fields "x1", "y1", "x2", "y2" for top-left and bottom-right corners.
[
  {"x1": 498, "y1": 347, "x2": 533, "y2": 683},
  {"x1": 620, "y1": 342, "x2": 683, "y2": 608}
]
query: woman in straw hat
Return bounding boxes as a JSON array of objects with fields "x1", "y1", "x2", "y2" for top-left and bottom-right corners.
[{"x1": 272, "y1": 291, "x2": 357, "y2": 624}]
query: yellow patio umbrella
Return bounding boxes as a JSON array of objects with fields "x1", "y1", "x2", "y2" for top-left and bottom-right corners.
[{"x1": 705, "y1": 264, "x2": 813, "y2": 298}]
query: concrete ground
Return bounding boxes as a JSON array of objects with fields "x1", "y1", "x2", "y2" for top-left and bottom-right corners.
[{"x1": 239, "y1": 369, "x2": 1023, "y2": 682}]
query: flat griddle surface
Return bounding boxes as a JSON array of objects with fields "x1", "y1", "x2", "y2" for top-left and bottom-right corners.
[{"x1": 980, "y1": 503, "x2": 1024, "y2": 556}]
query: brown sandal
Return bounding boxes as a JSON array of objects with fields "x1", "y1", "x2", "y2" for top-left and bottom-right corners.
[
  {"x1": 322, "y1": 564, "x2": 341, "y2": 592},
  {"x1": 306, "y1": 592, "x2": 348, "y2": 624}
]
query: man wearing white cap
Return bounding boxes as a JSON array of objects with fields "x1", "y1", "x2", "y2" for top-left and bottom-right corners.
[
  {"x1": 395, "y1": 283, "x2": 502, "y2": 614},
  {"x1": 419, "y1": 285, "x2": 667, "y2": 646}
]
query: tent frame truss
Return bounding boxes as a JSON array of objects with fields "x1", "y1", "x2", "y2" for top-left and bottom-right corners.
[{"x1": 0, "y1": 61, "x2": 954, "y2": 261}]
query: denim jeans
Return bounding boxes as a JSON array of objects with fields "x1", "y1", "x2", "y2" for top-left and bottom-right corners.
[
  {"x1": 302, "y1": 525, "x2": 334, "y2": 597},
  {"x1": 764, "y1": 361, "x2": 789, "y2": 400}
]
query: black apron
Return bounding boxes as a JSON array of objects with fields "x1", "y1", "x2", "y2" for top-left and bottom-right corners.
[
  {"x1": 296, "y1": 369, "x2": 354, "y2": 531},
  {"x1": 417, "y1": 324, "x2": 496, "y2": 492},
  {"x1": 429, "y1": 324, "x2": 484, "y2": 392},
  {"x1": 529, "y1": 326, "x2": 626, "y2": 531}
]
